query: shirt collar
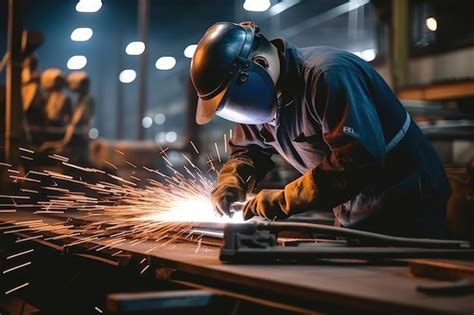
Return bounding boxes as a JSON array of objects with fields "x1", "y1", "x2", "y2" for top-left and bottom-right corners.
[{"x1": 270, "y1": 38, "x2": 303, "y2": 108}]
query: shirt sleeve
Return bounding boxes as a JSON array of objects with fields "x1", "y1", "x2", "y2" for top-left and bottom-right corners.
[
  {"x1": 306, "y1": 66, "x2": 385, "y2": 209},
  {"x1": 223, "y1": 123, "x2": 276, "y2": 190}
]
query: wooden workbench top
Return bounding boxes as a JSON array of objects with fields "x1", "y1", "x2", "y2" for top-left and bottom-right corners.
[{"x1": 1, "y1": 212, "x2": 473, "y2": 314}]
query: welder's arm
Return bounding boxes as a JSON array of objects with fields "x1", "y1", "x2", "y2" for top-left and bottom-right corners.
[
  {"x1": 243, "y1": 67, "x2": 385, "y2": 220},
  {"x1": 212, "y1": 124, "x2": 275, "y2": 216}
]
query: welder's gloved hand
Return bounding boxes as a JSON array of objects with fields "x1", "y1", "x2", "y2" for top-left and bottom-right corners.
[
  {"x1": 242, "y1": 170, "x2": 318, "y2": 220},
  {"x1": 242, "y1": 189, "x2": 287, "y2": 220},
  {"x1": 211, "y1": 181, "x2": 246, "y2": 217},
  {"x1": 211, "y1": 160, "x2": 257, "y2": 217}
]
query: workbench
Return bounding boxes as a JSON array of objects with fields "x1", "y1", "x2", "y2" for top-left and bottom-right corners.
[{"x1": 1, "y1": 211, "x2": 473, "y2": 314}]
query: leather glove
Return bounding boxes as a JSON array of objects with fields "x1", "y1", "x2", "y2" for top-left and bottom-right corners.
[
  {"x1": 211, "y1": 180, "x2": 246, "y2": 217},
  {"x1": 242, "y1": 170, "x2": 318, "y2": 220},
  {"x1": 211, "y1": 159, "x2": 256, "y2": 216},
  {"x1": 242, "y1": 189, "x2": 287, "y2": 220}
]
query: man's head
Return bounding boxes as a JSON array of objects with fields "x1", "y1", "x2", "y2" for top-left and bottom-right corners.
[{"x1": 190, "y1": 22, "x2": 280, "y2": 125}]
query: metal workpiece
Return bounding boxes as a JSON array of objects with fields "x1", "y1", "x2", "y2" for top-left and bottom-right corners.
[
  {"x1": 1, "y1": 212, "x2": 474, "y2": 315},
  {"x1": 219, "y1": 222, "x2": 474, "y2": 263}
]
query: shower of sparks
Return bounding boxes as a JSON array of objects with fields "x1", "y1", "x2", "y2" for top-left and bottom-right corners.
[{"x1": 0, "y1": 140, "x2": 240, "y2": 259}]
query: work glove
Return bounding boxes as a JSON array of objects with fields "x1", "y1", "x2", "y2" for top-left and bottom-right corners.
[
  {"x1": 211, "y1": 159, "x2": 256, "y2": 217},
  {"x1": 242, "y1": 170, "x2": 318, "y2": 220}
]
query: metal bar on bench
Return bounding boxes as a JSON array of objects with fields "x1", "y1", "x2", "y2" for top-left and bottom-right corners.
[{"x1": 107, "y1": 290, "x2": 214, "y2": 313}]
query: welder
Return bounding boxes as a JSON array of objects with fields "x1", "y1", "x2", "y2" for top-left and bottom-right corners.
[{"x1": 190, "y1": 21, "x2": 451, "y2": 238}]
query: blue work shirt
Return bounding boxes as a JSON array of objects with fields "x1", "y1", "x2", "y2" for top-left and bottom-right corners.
[{"x1": 228, "y1": 39, "x2": 451, "y2": 238}]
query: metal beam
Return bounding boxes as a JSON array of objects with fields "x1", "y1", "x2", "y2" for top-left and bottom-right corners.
[
  {"x1": 268, "y1": 0, "x2": 301, "y2": 17},
  {"x1": 279, "y1": 0, "x2": 370, "y2": 39},
  {"x1": 4, "y1": 0, "x2": 24, "y2": 162},
  {"x1": 137, "y1": 0, "x2": 149, "y2": 140},
  {"x1": 397, "y1": 80, "x2": 474, "y2": 101},
  {"x1": 392, "y1": 0, "x2": 409, "y2": 89}
]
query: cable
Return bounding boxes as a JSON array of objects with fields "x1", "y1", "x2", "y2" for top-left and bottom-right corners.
[{"x1": 257, "y1": 221, "x2": 470, "y2": 249}]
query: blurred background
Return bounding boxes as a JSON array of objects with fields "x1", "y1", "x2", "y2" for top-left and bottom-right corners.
[{"x1": 0, "y1": 0, "x2": 473, "y2": 236}]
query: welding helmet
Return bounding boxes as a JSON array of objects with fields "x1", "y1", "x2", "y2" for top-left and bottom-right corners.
[{"x1": 191, "y1": 22, "x2": 277, "y2": 125}]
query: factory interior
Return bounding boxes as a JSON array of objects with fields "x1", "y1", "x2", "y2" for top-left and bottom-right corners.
[{"x1": 0, "y1": 0, "x2": 473, "y2": 314}]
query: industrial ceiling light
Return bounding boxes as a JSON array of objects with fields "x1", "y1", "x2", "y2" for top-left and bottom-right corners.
[
  {"x1": 76, "y1": 0, "x2": 102, "y2": 13},
  {"x1": 155, "y1": 56, "x2": 176, "y2": 70},
  {"x1": 67, "y1": 55, "x2": 87, "y2": 70},
  {"x1": 166, "y1": 131, "x2": 177, "y2": 143},
  {"x1": 243, "y1": 0, "x2": 271, "y2": 12},
  {"x1": 126, "y1": 41, "x2": 145, "y2": 55},
  {"x1": 142, "y1": 116, "x2": 153, "y2": 128},
  {"x1": 119, "y1": 69, "x2": 137, "y2": 83},
  {"x1": 154, "y1": 113, "x2": 166, "y2": 125},
  {"x1": 426, "y1": 17, "x2": 437, "y2": 32},
  {"x1": 184, "y1": 44, "x2": 197, "y2": 58},
  {"x1": 70, "y1": 28, "x2": 93, "y2": 41},
  {"x1": 361, "y1": 49, "x2": 376, "y2": 62},
  {"x1": 155, "y1": 132, "x2": 167, "y2": 143},
  {"x1": 351, "y1": 49, "x2": 376, "y2": 62},
  {"x1": 88, "y1": 128, "x2": 99, "y2": 139}
]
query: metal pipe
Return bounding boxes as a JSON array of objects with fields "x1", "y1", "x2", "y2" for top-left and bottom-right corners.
[
  {"x1": 4, "y1": 0, "x2": 24, "y2": 162},
  {"x1": 258, "y1": 221, "x2": 470, "y2": 249},
  {"x1": 392, "y1": 0, "x2": 409, "y2": 89},
  {"x1": 137, "y1": 0, "x2": 149, "y2": 140}
]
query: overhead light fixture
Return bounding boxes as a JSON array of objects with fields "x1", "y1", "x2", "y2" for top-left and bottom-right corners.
[
  {"x1": 154, "y1": 113, "x2": 166, "y2": 125},
  {"x1": 70, "y1": 27, "x2": 93, "y2": 41},
  {"x1": 76, "y1": 0, "x2": 102, "y2": 13},
  {"x1": 351, "y1": 49, "x2": 376, "y2": 62},
  {"x1": 142, "y1": 116, "x2": 153, "y2": 128},
  {"x1": 426, "y1": 17, "x2": 437, "y2": 32},
  {"x1": 166, "y1": 131, "x2": 177, "y2": 143},
  {"x1": 88, "y1": 128, "x2": 99, "y2": 139},
  {"x1": 243, "y1": 0, "x2": 271, "y2": 12},
  {"x1": 155, "y1": 56, "x2": 176, "y2": 70},
  {"x1": 155, "y1": 132, "x2": 167, "y2": 143},
  {"x1": 119, "y1": 69, "x2": 137, "y2": 83},
  {"x1": 126, "y1": 41, "x2": 145, "y2": 55},
  {"x1": 184, "y1": 44, "x2": 197, "y2": 58},
  {"x1": 361, "y1": 49, "x2": 376, "y2": 62},
  {"x1": 67, "y1": 55, "x2": 87, "y2": 70}
]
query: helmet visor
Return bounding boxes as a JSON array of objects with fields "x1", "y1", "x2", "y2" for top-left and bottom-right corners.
[{"x1": 215, "y1": 62, "x2": 277, "y2": 125}]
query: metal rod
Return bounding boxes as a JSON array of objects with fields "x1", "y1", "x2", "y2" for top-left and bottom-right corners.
[
  {"x1": 116, "y1": 9, "x2": 125, "y2": 139},
  {"x1": 137, "y1": 0, "x2": 149, "y2": 140},
  {"x1": 258, "y1": 222, "x2": 470, "y2": 249},
  {"x1": 4, "y1": 0, "x2": 24, "y2": 162},
  {"x1": 392, "y1": 0, "x2": 409, "y2": 89}
]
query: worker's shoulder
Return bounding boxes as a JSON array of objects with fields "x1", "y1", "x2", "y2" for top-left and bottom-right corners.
[{"x1": 299, "y1": 46, "x2": 369, "y2": 75}]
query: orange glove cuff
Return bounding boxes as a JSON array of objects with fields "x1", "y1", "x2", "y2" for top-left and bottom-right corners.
[{"x1": 281, "y1": 170, "x2": 319, "y2": 216}]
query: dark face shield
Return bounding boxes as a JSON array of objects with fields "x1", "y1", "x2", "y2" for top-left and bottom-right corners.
[{"x1": 215, "y1": 62, "x2": 277, "y2": 125}]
